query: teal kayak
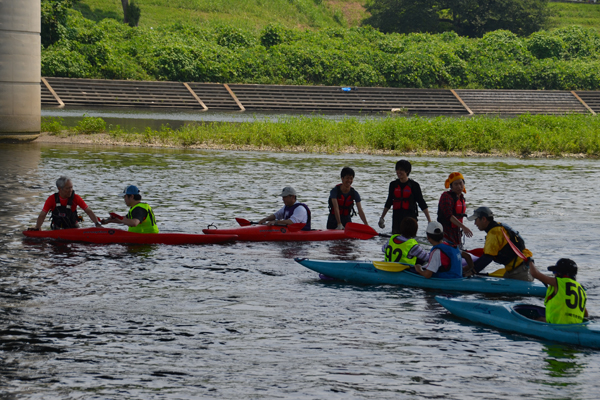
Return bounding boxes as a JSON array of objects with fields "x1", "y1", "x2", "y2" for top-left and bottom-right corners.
[
  {"x1": 294, "y1": 258, "x2": 546, "y2": 296},
  {"x1": 436, "y1": 296, "x2": 600, "y2": 349}
]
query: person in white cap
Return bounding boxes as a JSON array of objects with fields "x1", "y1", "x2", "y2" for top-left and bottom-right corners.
[
  {"x1": 102, "y1": 185, "x2": 159, "y2": 233},
  {"x1": 467, "y1": 206, "x2": 533, "y2": 281},
  {"x1": 258, "y1": 186, "x2": 311, "y2": 231},
  {"x1": 415, "y1": 221, "x2": 462, "y2": 279}
]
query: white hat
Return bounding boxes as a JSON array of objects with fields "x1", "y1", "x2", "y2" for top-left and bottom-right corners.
[
  {"x1": 426, "y1": 221, "x2": 444, "y2": 235},
  {"x1": 280, "y1": 186, "x2": 297, "y2": 197}
]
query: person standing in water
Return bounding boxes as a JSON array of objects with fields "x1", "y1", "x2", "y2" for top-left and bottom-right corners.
[{"x1": 327, "y1": 167, "x2": 369, "y2": 230}]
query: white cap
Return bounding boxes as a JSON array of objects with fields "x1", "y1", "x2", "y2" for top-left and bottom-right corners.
[
  {"x1": 426, "y1": 221, "x2": 443, "y2": 235},
  {"x1": 280, "y1": 186, "x2": 297, "y2": 197}
]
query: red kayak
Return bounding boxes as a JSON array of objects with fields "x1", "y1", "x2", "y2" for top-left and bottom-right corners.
[
  {"x1": 202, "y1": 224, "x2": 350, "y2": 242},
  {"x1": 23, "y1": 227, "x2": 237, "y2": 245}
]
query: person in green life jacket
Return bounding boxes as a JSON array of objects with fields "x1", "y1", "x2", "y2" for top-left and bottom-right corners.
[
  {"x1": 103, "y1": 185, "x2": 159, "y2": 233},
  {"x1": 530, "y1": 258, "x2": 588, "y2": 324},
  {"x1": 382, "y1": 217, "x2": 428, "y2": 266}
]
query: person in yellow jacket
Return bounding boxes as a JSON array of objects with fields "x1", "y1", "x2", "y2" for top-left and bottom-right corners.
[
  {"x1": 530, "y1": 258, "x2": 588, "y2": 324},
  {"x1": 103, "y1": 185, "x2": 159, "y2": 233},
  {"x1": 467, "y1": 206, "x2": 533, "y2": 281}
]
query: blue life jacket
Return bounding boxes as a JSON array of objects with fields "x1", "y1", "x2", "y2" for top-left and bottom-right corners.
[
  {"x1": 283, "y1": 203, "x2": 311, "y2": 231},
  {"x1": 430, "y1": 242, "x2": 462, "y2": 279}
]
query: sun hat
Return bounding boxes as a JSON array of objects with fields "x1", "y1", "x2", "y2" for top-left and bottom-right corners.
[
  {"x1": 445, "y1": 172, "x2": 466, "y2": 193},
  {"x1": 280, "y1": 186, "x2": 297, "y2": 197},
  {"x1": 426, "y1": 221, "x2": 444, "y2": 235},
  {"x1": 548, "y1": 258, "x2": 578, "y2": 276},
  {"x1": 467, "y1": 206, "x2": 493, "y2": 221},
  {"x1": 122, "y1": 185, "x2": 140, "y2": 196}
]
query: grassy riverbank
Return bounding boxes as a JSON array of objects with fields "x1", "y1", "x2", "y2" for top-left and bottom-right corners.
[{"x1": 41, "y1": 114, "x2": 600, "y2": 157}]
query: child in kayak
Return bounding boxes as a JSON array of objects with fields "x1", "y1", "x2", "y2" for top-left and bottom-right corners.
[
  {"x1": 382, "y1": 217, "x2": 429, "y2": 266},
  {"x1": 530, "y1": 259, "x2": 588, "y2": 324},
  {"x1": 415, "y1": 222, "x2": 463, "y2": 279}
]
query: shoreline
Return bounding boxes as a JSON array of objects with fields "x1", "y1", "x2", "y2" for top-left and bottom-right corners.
[{"x1": 33, "y1": 132, "x2": 593, "y2": 159}]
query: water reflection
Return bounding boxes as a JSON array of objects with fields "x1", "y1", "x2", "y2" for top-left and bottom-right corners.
[{"x1": 543, "y1": 344, "x2": 585, "y2": 380}]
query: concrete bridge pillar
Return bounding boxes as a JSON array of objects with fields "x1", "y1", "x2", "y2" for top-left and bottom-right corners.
[{"x1": 0, "y1": 0, "x2": 40, "y2": 141}]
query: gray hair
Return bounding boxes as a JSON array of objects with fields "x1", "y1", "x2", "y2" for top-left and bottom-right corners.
[{"x1": 56, "y1": 176, "x2": 71, "y2": 189}]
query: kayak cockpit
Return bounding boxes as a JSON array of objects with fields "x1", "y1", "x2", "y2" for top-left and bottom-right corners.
[{"x1": 513, "y1": 304, "x2": 545, "y2": 321}]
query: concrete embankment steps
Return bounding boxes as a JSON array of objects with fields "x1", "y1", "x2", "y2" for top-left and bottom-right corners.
[{"x1": 41, "y1": 77, "x2": 600, "y2": 116}]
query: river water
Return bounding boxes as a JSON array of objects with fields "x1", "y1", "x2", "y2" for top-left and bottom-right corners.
[{"x1": 1, "y1": 143, "x2": 599, "y2": 399}]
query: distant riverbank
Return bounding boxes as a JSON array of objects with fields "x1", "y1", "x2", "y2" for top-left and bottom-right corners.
[{"x1": 38, "y1": 114, "x2": 600, "y2": 158}]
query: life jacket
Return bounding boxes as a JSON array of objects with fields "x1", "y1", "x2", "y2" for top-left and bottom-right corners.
[
  {"x1": 392, "y1": 180, "x2": 416, "y2": 213},
  {"x1": 127, "y1": 203, "x2": 159, "y2": 234},
  {"x1": 545, "y1": 277, "x2": 587, "y2": 324},
  {"x1": 384, "y1": 236, "x2": 418, "y2": 265},
  {"x1": 50, "y1": 192, "x2": 79, "y2": 229},
  {"x1": 437, "y1": 191, "x2": 466, "y2": 228},
  {"x1": 328, "y1": 184, "x2": 357, "y2": 217},
  {"x1": 487, "y1": 221, "x2": 526, "y2": 270},
  {"x1": 283, "y1": 202, "x2": 311, "y2": 231},
  {"x1": 429, "y1": 242, "x2": 462, "y2": 279}
]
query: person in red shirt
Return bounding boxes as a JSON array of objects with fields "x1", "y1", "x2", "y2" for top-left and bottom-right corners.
[{"x1": 33, "y1": 176, "x2": 101, "y2": 230}]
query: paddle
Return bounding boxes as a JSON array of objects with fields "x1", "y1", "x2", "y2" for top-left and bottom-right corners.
[
  {"x1": 372, "y1": 261, "x2": 412, "y2": 272},
  {"x1": 466, "y1": 248, "x2": 484, "y2": 257},
  {"x1": 344, "y1": 222, "x2": 391, "y2": 240},
  {"x1": 235, "y1": 218, "x2": 305, "y2": 232}
]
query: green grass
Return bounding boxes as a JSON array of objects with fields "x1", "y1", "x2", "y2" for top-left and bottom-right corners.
[
  {"x1": 73, "y1": 0, "x2": 367, "y2": 30},
  {"x1": 42, "y1": 114, "x2": 600, "y2": 157},
  {"x1": 548, "y1": 2, "x2": 600, "y2": 32}
]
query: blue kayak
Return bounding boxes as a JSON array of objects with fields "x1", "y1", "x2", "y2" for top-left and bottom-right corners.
[
  {"x1": 436, "y1": 296, "x2": 600, "y2": 349},
  {"x1": 294, "y1": 258, "x2": 546, "y2": 296}
]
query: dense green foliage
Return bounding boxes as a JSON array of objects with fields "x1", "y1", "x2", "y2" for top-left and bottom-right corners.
[
  {"x1": 41, "y1": 12, "x2": 600, "y2": 90},
  {"x1": 42, "y1": 114, "x2": 600, "y2": 157},
  {"x1": 364, "y1": 0, "x2": 552, "y2": 37},
  {"x1": 41, "y1": 0, "x2": 78, "y2": 46}
]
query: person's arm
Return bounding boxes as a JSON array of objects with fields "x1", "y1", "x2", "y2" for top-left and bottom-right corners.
[
  {"x1": 529, "y1": 261, "x2": 557, "y2": 290},
  {"x1": 34, "y1": 211, "x2": 48, "y2": 230},
  {"x1": 258, "y1": 214, "x2": 276, "y2": 224},
  {"x1": 356, "y1": 202, "x2": 369, "y2": 226},
  {"x1": 331, "y1": 201, "x2": 343, "y2": 229},
  {"x1": 415, "y1": 264, "x2": 434, "y2": 279},
  {"x1": 450, "y1": 215, "x2": 473, "y2": 237},
  {"x1": 83, "y1": 207, "x2": 102, "y2": 227},
  {"x1": 461, "y1": 251, "x2": 474, "y2": 276},
  {"x1": 423, "y1": 208, "x2": 431, "y2": 223},
  {"x1": 473, "y1": 254, "x2": 494, "y2": 273}
]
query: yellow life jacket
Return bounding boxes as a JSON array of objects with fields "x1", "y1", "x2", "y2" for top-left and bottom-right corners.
[
  {"x1": 384, "y1": 236, "x2": 418, "y2": 265},
  {"x1": 545, "y1": 277, "x2": 586, "y2": 324},
  {"x1": 127, "y1": 203, "x2": 159, "y2": 234}
]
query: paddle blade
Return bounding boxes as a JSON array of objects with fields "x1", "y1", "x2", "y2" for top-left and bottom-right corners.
[
  {"x1": 235, "y1": 218, "x2": 253, "y2": 226},
  {"x1": 373, "y1": 261, "x2": 411, "y2": 272},
  {"x1": 345, "y1": 222, "x2": 378, "y2": 240},
  {"x1": 489, "y1": 268, "x2": 506, "y2": 277},
  {"x1": 466, "y1": 248, "x2": 484, "y2": 257}
]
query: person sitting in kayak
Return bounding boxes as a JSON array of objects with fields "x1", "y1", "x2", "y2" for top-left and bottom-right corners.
[
  {"x1": 102, "y1": 185, "x2": 159, "y2": 233},
  {"x1": 530, "y1": 258, "x2": 588, "y2": 324},
  {"x1": 436, "y1": 172, "x2": 473, "y2": 249},
  {"x1": 382, "y1": 217, "x2": 428, "y2": 266},
  {"x1": 467, "y1": 206, "x2": 533, "y2": 281},
  {"x1": 258, "y1": 186, "x2": 311, "y2": 231},
  {"x1": 415, "y1": 222, "x2": 463, "y2": 279},
  {"x1": 32, "y1": 176, "x2": 102, "y2": 230},
  {"x1": 379, "y1": 159, "x2": 431, "y2": 234},
  {"x1": 327, "y1": 167, "x2": 369, "y2": 230}
]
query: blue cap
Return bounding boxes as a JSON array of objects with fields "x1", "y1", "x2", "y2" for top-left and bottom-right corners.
[{"x1": 122, "y1": 185, "x2": 140, "y2": 196}]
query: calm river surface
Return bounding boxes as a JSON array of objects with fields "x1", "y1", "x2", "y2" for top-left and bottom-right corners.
[{"x1": 1, "y1": 143, "x2": 599, "y2": 399}]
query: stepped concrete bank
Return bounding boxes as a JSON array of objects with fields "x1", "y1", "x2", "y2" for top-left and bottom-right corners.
[{"x1": 41, "y1": 77, "x2": 600, "y2": 116}]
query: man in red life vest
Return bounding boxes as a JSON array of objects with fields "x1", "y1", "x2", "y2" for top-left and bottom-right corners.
[
  {"x1": 32, "y1": 176, "x2": 102, "y2": 230},
  {"x1": 327, "y1": 167, "x2": 369, "y2": 230},
  {"x1": 379, "y1": 160, "x2": 431, "y2": 234}
]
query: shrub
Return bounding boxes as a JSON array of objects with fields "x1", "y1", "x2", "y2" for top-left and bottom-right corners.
[{"x1": 74, "y1": 115, "x2": 106, "y2": 134}]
